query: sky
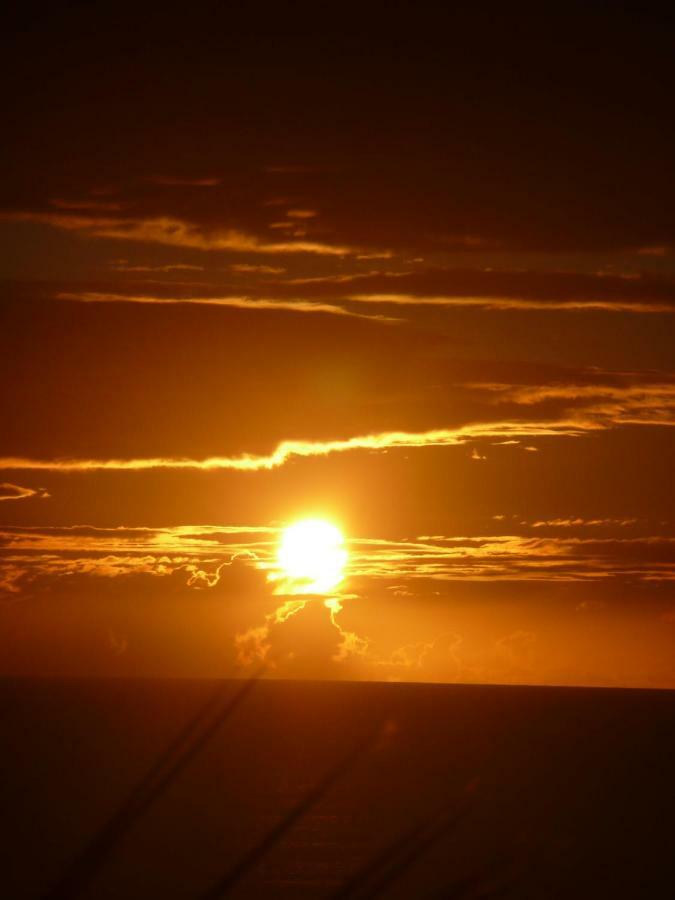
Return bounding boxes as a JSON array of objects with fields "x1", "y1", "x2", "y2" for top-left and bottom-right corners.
[{"x1": 1, "y1": 4, "x2": 674, "y2": 687}]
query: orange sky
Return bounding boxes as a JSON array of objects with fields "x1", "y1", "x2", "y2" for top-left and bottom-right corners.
[{"x1": 1, "y1": 5, "x2": 674, "y2": 687}]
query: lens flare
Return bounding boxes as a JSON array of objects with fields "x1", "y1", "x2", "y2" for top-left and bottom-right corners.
[{"x1": 277, "y1": 518, "x2": 347, "y2": 594}]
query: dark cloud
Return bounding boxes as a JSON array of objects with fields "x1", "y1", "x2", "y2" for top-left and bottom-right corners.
[{"x1": 2, "y1": 7, "x2": 674, "y2": 257}]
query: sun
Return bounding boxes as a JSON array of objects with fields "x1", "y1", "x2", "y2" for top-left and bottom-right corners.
[{"x1": 277, "y1": 518, "x2": 347, "y2": 594}]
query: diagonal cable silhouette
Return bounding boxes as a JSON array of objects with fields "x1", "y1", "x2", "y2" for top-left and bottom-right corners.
[
  {"x1": 42, "y1": 670, "x2": 263, "y2": 900},
  {"x1": 335, "y1": 801, "x2": 471, "y2": 900},
  {"x1": 198, "y1": 721, "x2": 388, "y2": 899}
]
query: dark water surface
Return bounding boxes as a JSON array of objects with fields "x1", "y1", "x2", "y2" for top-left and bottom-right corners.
[{"x1": 1, "y1": 678, "x2": 674, "y2": 898}]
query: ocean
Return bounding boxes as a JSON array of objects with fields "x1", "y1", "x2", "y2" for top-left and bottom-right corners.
[{"x1": 2, "y1": 678, "x2": 674, "y2": 898}]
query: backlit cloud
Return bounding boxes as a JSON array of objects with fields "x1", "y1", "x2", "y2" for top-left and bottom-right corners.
[
  {"x1": 109, "y1": 262, "x2": 205, "y2": 273},
  {"x1": 4, "y1": 525, "x2": 675, "y2": 589},
  {"x1": 56, "y1": 291, "x2": 397, "y2": 322},
  {"x1": 0, "y1": 421, "x2": 592, "y2": 472},
  {"x1": 261, "y1": 267, "x2": 675, "y2": 313},
  {"x1": 529, "y1": 518, "x2": 639, "y2": 528},
  {"x1": 350, "y1": 534, "x2": 675, "y2": 583},
  {"x1": 0, "y1": 483, "x2": 49, "y2": 502},
  {"x1": 2, "y1": 211, "x2": 353, "y2": 256},
  {"x1": 349, "y1": 293, "x2": 675, "y2": 314},
  {"x1": 230, "y1": 263, "x2": 286, "y2": 274}
]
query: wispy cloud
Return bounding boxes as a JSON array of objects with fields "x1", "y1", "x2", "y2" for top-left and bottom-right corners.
[
  {"x1": 0, "y1": 523, "x2": 275, "y2": 555},
  {"x1": 56, "y1": 291, "x2": 396, "y2": 322},
  {"x1": 481, "y1": 380, "x2": 675, "y2": 405},
  {"x1": 5, "y1": 525, "x2": 675, "y2": 606},
  {"x1": 348, "y1": 293, "x2": 675, "y2": 313},
  {"x1": 3, "y1": 359, "x2": 674, "y2": 475},
  {"x1": 350, "y1": 534, "x2": 675, "y2": 583},
  {"x1": 474, "y1": 379, "x2": 675, "y2": 428},
  {"x1": 0, "y1": 483, "x2": 49, "y2": 502},
  {"x1": 282, "y1": 270, "x2": 390, "y2": 286},
  {"x1": 2, "y1": 211, "x2": 353, "y2": 256},
  {"x1": 0, "y1": 524, "x2": 276, "y2": 593},
  {"x1": 0, "y1": 421, "x2": 590, "y2": 472},
  {"x1": 146, "y1": 176, "x2": 222, "y2": 187},
  {"x1": 635, "y1": 246, "x2": 672, "y2": 257},
  {"x1": 529, "y1": 517, "x2": 639, "y2": 528},
  {"x1": 109, "y1": 262, "x2": 205, "y2": 273},
  {"x1": 50, "y1": 199, "x2": 124, "y2": 211},
  {"x1": 286, "y1": 208, "x2": 318, "y2": 219},
  {"x1": 264, "y1": 267, "x2": 675, "y2": 313},
  {"x1": 230, "y1": 263, "x2": 286, "y2": 274}
]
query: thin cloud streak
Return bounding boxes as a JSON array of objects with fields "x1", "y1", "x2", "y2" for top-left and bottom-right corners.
[
  {"x1": 3, "y1": 372, "x2": 674, "y2": 475},
  {"x1": 4, "y1": 528, "x2": 675, "y2": 596},
  {"x1": 56, "y1": 291, "x2": 398, "y2": 322},
  {"x1": 348, "y1": 293, "x2": 675, "y2": 313},
  {"x1": 475, "y1": 380, "x2": 675, "y2": 428},
  {"x1": 0, "y1": 421, "x2": 591, "y2": 472},
  {"x1": 0, "y1": 482, "x2": 49, "y2": 501},
  {"x1": 0, "y1": 523, "x2": 275, "y2": 558},
  {"x1": 529, "y1": 518, "x2": 639, "y2": 528},
  {"x1": 109, "y1": 263, "x2": 205, "y2": 273},
  {"x1": 1, "y1": 211, "x2": 354, "y2": 256},
  {"x1": 349, "y1": 534, "x2": 675, "y2": 583},
  {"x1": 480, "y1": 381, "x2": 675, "y2": 404}
]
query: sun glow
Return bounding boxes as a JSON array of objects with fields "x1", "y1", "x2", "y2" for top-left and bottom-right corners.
[{"x1": 277, "y1": 518, "x2": 347, "y2": 594}]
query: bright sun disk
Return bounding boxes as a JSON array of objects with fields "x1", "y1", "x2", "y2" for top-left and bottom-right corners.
[{"x1": 277, "y1": 518, "x2": 347, "y2": 594}]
